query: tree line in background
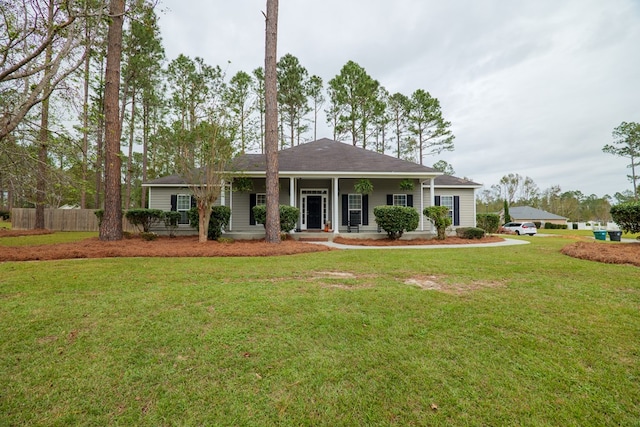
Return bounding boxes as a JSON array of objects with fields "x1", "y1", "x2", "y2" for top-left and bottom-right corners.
[
  {"x1": 477, "y1": 121, "x2": 639, "y2": 223},
  {"x1": 476, "y1": 172, "x2": 640, "y2": 223},
  {"x1": 0, "y1": 0, "x2": 454, "y2": 215}
]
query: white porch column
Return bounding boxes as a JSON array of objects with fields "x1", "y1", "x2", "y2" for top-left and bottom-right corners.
[
  {"x1": 333, "y1": 177, "x2": 339, "y2": 234},
  {"x1": 430, "y1": 177, "x2": 436, "y2": 233},
  {"x1": 289, "y1": 177, "x2": 296, "y2": 207},
  {"x1": 290, "y1": 177, "x2": 296, "y2": 233},
  {"x1": 223, "y1": 180, "x2": 232, "y2": 231},
  {"x1": 420, "y1": 181, "x2": 425, "y2": 231}
]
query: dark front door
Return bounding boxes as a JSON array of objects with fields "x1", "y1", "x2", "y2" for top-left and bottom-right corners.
[{"x1": 306, "y1": 196, "x2": 322, "y2": 229}]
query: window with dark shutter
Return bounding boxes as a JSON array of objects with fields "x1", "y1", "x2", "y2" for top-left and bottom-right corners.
[
  {"x1": 362, "y1": 195, "x2": 369, "y2": 225},
  {"x1": 454, "y1": 196, "x2": 460, "y2": 226},
  {"x1": 175, "y1": 194, "x2": 192, "y2": 224},
  {"x1": 249, "y1": 194, "x2": 257, "y2": 225}
]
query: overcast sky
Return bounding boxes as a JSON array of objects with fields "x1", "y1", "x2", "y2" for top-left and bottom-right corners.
[{"x1": 157, "y1": 0, "x2": 640, "y2": 198}]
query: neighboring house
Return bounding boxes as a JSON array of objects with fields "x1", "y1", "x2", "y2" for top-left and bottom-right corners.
[
  {"x1": 143, "y1": 138, "x2": 482, "y2": 237},
  {"x1": 506, "y1": 206, "x2": 568, "y2": 226}
]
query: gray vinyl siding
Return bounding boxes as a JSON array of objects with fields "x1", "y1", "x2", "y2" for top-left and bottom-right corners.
[
  {"x1": 148, "y1": 187, "x2": 191, "y2": 211},
  {"x1": 430, "y1": 188, "x2": 477, "y2": 228},
  {"x1": 148, "y1": 187, "x2": 228, "y2": 211},
  {"x1": 147, "y1": 178, "x2": 476, "y2": 233},
  {"x1": 230, "y1": 178, "x2": 291, "y2": 231},
  {"x1": 339, "y1": 179, "x2": 420, "y2": 232}
]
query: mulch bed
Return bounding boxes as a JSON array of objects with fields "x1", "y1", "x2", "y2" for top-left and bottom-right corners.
[
  {"x1": 333, "y1": 236, "x2": 504, "y2": 246},
  {"x1": 3, "y1": 228, "x2": 639, "y2": 266},
  {"x1": 561, "y1": 241, "x2": 640, "y2": 267},
  {"x1": 0, "y1": 234, "x2": 334, "y2": 262}
]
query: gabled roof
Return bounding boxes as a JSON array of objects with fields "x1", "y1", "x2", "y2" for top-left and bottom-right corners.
[
  {"x1": 509, "y1": 206, "x2": 568, "y2": 220},
  {"x1": 433, "y1": 174, "x2": 482, "y2": 187},
  {"x1": 144, "y1": 138, "x2": 481, "y2": 187},
  {"x1": 232, "y1": 138, "x2": 439, "y2": 176}
]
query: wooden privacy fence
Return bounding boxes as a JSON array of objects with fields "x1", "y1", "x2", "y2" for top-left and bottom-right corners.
[{"x1": 11, "y1": 208, "x2": 137, "y2": 232}]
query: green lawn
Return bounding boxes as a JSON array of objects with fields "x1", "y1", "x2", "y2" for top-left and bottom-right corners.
[
  {"x1": 540, "y1": 228, "x2": 640, "y2": 239},
  {"x1": 1, "y1": 235, "x2": 639, "y2": 425},
  {"x1": 0, "y1": 231, "x2": 96, "y2": 247}
]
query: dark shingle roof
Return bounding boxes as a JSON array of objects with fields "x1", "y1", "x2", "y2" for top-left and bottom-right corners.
[
  {"x1": 232, "y1": 138, "x2": 438, "y2": 174},
  {"x1": 510, "y1": 206, "x2": 567, "y2": 220},
  {"x1": 433, "y1": 174, "x2": 481, "y2": 186},
  {"x1": 144, "y1": 138, "x2": 481, "y2": 187}
]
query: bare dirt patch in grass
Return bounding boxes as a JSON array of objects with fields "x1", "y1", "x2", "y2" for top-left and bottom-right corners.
[
  {"x1": 405, "y1": 275, "x2": 505, "y2": 294},
  {"x1": 561, "y1": 241, "x2": 640, "y2": 267},
  {"x1": 310, "y1": 271, "x2": 376, "y2": 290}
]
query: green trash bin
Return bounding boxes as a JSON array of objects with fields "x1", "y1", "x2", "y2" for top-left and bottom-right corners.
[
  {"x1": 608, "y1": 231, "x2": 622, "y2": 242},
  {"x1": 593, "y1": 230, "x2": 607, "y2": 241}
]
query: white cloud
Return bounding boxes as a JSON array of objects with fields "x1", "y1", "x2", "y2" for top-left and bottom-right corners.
[{"x1": 158, "y1": 0, "x2": 640, "y2": 197}]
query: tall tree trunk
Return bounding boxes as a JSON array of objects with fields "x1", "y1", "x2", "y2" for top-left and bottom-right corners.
[
  {"x1": 100, "y1": 0, "x2": 125, "y2": 241},
  {"x1": 141, "y1": 95, "x2": 149, "y2": 208},
  {"x1": 94, "y1": 55, "x2": 106, "y2": 209},
  {"x1": 125, "y1": 87, "x2": 136, "y2": 208},
  {"x1": 81, "y1": 25, "x2": 91, "y2": 209},
  {"x1": 264, "y1": 0, "x2": 280, "y2": 244},
  {"x1": 36, "y1": 99, "x2": 49, "y2": 229},
  {"x1": 35, "y1": 0, "x2": 55, "y2": 230}
]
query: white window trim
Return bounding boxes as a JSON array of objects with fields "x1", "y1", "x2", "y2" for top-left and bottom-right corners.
[
  {"x1": 255, "y1": 193, "x2": 266, "y2": 225},
  {"x1": 348, "y1": 193, "x2": 362, "y2": 225},
  {"x1": 177, "y1": 194, "x2": 191, "y2": 224},
  {"x1": 440, "y1": 195, "x2": 454, "y2": 221},
  {"x1": 393, "y1": 194, "x2": 408, "y2": 207}
]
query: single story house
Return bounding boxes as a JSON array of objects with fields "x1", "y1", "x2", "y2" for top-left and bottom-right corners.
[
  {"x1": 506, "y1": 206, "x2": 568, "y2": 226},
  {"x1": 143, "y1": 138, "x2": 482, "y2": 238}
]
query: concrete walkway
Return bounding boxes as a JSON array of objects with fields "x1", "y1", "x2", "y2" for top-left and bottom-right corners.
[{"x1": 310, "y1": 237, "x2": 530, "y2": 250}]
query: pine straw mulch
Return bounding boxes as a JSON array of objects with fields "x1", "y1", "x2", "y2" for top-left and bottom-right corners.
[
  {"x1": 561, "y1": 241, "x2": 640, "y2": 267},
  {"x1": 333, "y1": 235, "x2": 505, "y2": 246},
  {"x1": 2, "y1": 228, "x2": 638, "y2": 266},
  {"x1": 0, "y1": 231, "x2": 503, "y2": 262},
  {"x1": 0, "y1": 234, "x2": 336, "y2": 262}
]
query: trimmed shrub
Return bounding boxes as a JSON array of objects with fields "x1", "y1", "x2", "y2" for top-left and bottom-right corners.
[
  {"x1": 0, "y1": 210, "x2": 10, "y2": 221},
  {"x1": 94, "y1": 209, "x2": 104, "y2": 226},
  {"x1": 476, "y1": 213, "x2": 500, "y2": 233},
  {"x1": 279, "y1": 205, "x2": 300, "y2": 232},
  {"x1": 373, "y1": 205, "x2": 419, "y2": 240},
  {"x1": 125, "y1": 209, "x2": 164, "y2": 232},
  {"x1": 252, "y1": 205, "x2": 267, "y2": 227},
  {"x1": 610, "y1": 201, "x2": 640, "y2": 234},
  {"x1": 544, "y1": 223, "x2": 568, "y2": 229},
  {"x1": 423, "y1": 206, "x2": 452, "y2": 240},
  {"x1": 456, "y1": 227, "x2": 485, "y2": 239},
  {"x1": 163, "y1": 211, "x2": 182, "y2": 238},
  {"x1": 533, "y1": 221, "x2": 542, "y2": 229},
  {"x1": 140, "y1": 232, "x2": 158, "y2": 241},
  {"x1": 503, "y1": 200, "x2": 511, "y2": 223},
  {"x1": 188, "y1": 205, "x2": 232, "y2": 240},
  {"x1": 252, "y1": 204, "x2": 301, "y2": 233}
]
